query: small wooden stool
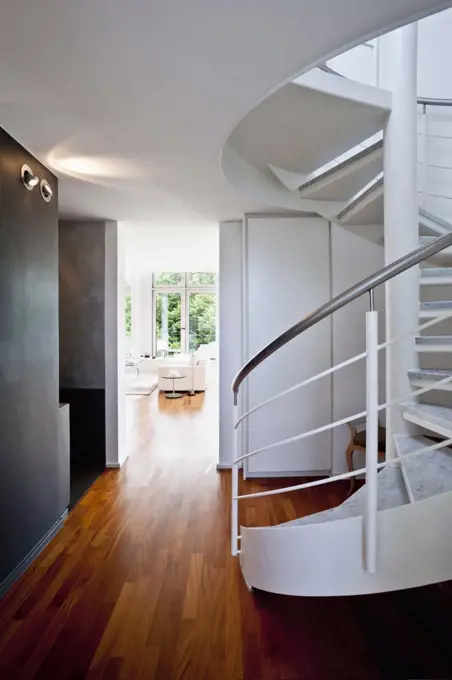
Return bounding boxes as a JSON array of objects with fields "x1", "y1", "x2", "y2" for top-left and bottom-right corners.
[{"x1": 346, "y1": 421, "x2": 386, "y2": 493}]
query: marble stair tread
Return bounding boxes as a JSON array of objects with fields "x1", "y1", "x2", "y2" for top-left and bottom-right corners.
[
  {"x1": 415, "y1": 336, "x2": 452, "y2": 345},
  {"x1": 402, "y1": 402, "x2": 452, "y2": 432},
  {"x1": 277, "y1": 465, "x2": 409, "y2": 528},
  {"x1": 408, "y1": 368, "x2": 452, "y2": 381},
  {"x1": 419, "y1": 301, "x2": 452, "y2": 311},
  {"x1": 421, "y1": 267, "x2": 452, "y2": 278},
  {"x1": 394, "y1": 434, "x2": 452, "y2": 502}
]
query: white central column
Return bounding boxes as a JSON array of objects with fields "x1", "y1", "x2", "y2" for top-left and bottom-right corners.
[{"x1": 384, "y1": 22, "x2": 419, "y2": 458}]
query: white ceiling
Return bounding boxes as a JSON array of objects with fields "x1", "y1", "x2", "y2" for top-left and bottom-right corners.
[{"x1": 0, "y1": 0, "x2": 449, "y2": 225}]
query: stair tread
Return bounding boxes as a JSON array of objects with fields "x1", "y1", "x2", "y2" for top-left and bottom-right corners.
[
  {"x1": 421, "y1": 267, "x2": 452, "y2": 277},
  {"x1": 415, "y1": 336, "x2": 452, "y2": 344},
  {"x1": 278, "y1": 465, "x2": 408, "y2": 528},
  {"x1": 420, "y1": 301, "x2": 452, "y2": 310},
  {"x1": 419, "y1": 208, "x2": 452, "y2": 234},
  {"x1": 394, "y1": 434, "x2": 452, "y2": 502},
  {"x1": 408, "y1": 368, "x2": 452, "y2": 380},
  {"x1": 403, "y1": 402, "x2": 452, "y2": 428}
]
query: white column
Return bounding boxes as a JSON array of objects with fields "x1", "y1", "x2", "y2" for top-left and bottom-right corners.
[
  {"x1": 105, "y1": 221, "x2": 127, "y2": 467},
  {"x1": 383, "y1": 22, "x2": 419, "y2": 458},
  {"x1": 365, "y1": 308, "x2": 378, "y2": 574}
]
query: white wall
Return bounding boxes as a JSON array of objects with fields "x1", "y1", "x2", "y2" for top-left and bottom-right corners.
[
  {"x1": 105, "y1": 221, "x2": 127, "y2": 467},
  {"x1": 219, "y1": 221, "x2": 243, "y2": 467},
  {"x1": 124, "y1": 222, "x2": 219, "y2": 355},
  {"x1": 219, "y1": 215, "x2": 386, "y2": 474},
  {"x1": 124, "y1": 222, "x2": 219, "y2": 280},
  {"x1": 246, "y1": 216, "x2": 331, "y2": 476},
  {"x1": 328, "y1": 9, "x2": 452, "y2": 95},
  {"x1": 331, "y1": 225, "x2": 385, "y2": 473},
  {"x1": 328, "y1": 41, "x2": 378, "y2": 86}
]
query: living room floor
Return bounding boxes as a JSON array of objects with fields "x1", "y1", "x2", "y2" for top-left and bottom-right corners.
[{"x1": 1, "y1": 373, "x2": 452, "y2": 678}]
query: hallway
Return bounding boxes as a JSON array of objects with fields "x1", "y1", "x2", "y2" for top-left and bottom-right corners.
[{"x1": 1, "y1": 384, "x2": 452, "y2": 678}]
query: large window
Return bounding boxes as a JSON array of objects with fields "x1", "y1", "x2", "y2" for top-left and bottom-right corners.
[
  {"x1": 152, "y1": 272, "x2": 217, "y2": 356},
  {"x1": 154, "y1": 272, "x2": 184, "y2": 286},
  {"x1": 125, "y1": 293, "x2": 132, "y2": 338},
  {"x1": 155, "y1": 291, "x2": 183, "y2": 353},
  {"x1": 188, "y1": 292, "x2": 216, "y2": 352}
]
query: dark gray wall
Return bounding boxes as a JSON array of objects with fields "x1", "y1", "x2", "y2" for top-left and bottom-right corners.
[
  {"x1": 0, "y1": 128, "x2": 61, "y2": 586},
  {"x1": 59, "y1": 220, "x2": 119, "y2": 471},
  {"x1": 59, "y1": 221, "x2": 106, "y2": 389}
]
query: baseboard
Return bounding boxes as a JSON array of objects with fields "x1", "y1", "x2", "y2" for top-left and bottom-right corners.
[
  {"x1": 216, "y1": 463, "x2": 232, "y2": 471},
  {"x1": 0, "y1": 510, "x2": 68, "y2": 600},
  {"x1": 245, "y1": 469, "x2": 330, "y2": 478},
  {"x1": 106, "y1": 462, "x2": 121, "y2": 469}
]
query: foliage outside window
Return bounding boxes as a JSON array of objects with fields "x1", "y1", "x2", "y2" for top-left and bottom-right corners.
[
  {"x1": 189, "y1": 293, "x2": 216, "y2": 352},
  {"x1": 154, "y1": 272, "x2": 184, "y2": 286},
  {"x1": 154, "y1": 272, "x2": 218, "y2": 355},
  {"x1": 125, "y1": 295, "x2": 132, "y2": 338},
  {"x1": 188, "y1": 272, "x2": 217, "y2": 286},
  {"x1": 156, "y1": 293, "x2": 182, "y2": 351}
]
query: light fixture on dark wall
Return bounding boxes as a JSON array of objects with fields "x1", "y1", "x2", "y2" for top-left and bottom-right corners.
[
  {"x1": 40, "y1": 179, "x2": 53, "y2": 203},
  {"x1": 20, "y1": 164, "x2": 39, "y2": 191}
]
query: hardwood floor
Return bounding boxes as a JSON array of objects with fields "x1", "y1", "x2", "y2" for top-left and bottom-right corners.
[{"x1": 1, "y1": 376, "x2": 452, "y2": 679}]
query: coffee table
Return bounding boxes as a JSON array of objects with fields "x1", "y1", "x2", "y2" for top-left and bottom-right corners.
[{"x1": 162, "y1": 374, "x2": 186, "y2": 399}]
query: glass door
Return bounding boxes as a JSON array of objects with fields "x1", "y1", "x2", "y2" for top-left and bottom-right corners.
[
  {"x1": 154, "y1": 291, "x2": 185, "y2": 357},
  {"x1": 188, "y1": 292, "x2": 217, "y2": 355}
]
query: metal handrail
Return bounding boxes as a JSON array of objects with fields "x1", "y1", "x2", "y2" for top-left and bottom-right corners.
[
  {"x1": 418, "y1": 97, "x2": 452, "y2": 108},
  {"x1": 232, "y1": 231, "x2": 452, "y2": 400}
]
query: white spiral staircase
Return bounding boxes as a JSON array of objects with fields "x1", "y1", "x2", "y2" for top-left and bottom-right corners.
[{"x1": 228, "y1": 24, "x2": 452, "y2": 596}]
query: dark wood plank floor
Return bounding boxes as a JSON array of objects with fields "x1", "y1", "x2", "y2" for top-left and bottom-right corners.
[{"x1": 1, "y1": 374, "x2": 452, "y2": 679}]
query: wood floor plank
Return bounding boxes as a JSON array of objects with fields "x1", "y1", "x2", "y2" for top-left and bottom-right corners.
[
  {"x1": 182, "y1": 554, "x2": 204, "y2": 620},
  {"x1": 0, "y1": 372, "x2": 451, "y2": 678}
]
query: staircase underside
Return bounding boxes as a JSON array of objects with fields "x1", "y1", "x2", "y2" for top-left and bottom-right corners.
[
  {"x1": 241, "y1": 490, "x2": 452, "y2": 596},
  {"x1": 241, "y1": 429, "x2": 452, "y2": 596}
]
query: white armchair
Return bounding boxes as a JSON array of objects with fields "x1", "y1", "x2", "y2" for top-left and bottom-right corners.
[{"x1": 158, "y1": 348, "x2": 210, "y2": 393}]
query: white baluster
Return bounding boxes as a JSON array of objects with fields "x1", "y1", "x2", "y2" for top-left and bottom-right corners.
[
  {"x1": 365, "y1": 292, "x2": 378, "y2": 574},
  {"x1": 231, "y1": 402, "x2": 239, "y2": 556}
]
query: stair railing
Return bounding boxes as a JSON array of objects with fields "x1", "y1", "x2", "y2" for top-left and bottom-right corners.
[
  {"x1": 231, "y1": 231, "x2": 452, "y2": 572},
  {"x1": 417, "y1": 98, "x2": 452, "y2": 210}
]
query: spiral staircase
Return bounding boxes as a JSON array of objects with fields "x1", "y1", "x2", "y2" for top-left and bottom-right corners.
[{"x1": 226, "y1": 22, "x2": 452, "y2": 596}]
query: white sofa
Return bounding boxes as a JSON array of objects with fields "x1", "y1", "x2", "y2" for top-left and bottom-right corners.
[{"x1": 158, "y1": 348, "x2": 210, "y2": 392}]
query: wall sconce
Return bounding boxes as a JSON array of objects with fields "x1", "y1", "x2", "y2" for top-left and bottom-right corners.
[
  {"x1": 21, "y1": 164, "x2": 39, "y2": 191},
  {"x1": 40, "y1": 179, "x2": 53, "y2": 203}
]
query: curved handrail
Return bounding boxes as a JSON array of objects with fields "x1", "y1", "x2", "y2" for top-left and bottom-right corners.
[{"x1": 232, "y1": 230, "x2": 452, "y2": 400}]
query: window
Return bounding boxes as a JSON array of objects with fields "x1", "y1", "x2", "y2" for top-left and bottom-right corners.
[
  {"x1": 152, "y1": 272, "x2": 218, "y2": 356},
  {"x1": 188, "y1": 272, "x2": 217, "y2": 286},
  {"x1": 188, "y1": 292, "x2": 216, "y2": 352},
  {"x1": 125, "y1": 293, "x2": 132, "y2": 338},
  {"x1": 154, "y1": 272, "x2": 184, "y2": 286},
  {"x1": 155, "y1": 291, "x2": 183, "y2": 354}
]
